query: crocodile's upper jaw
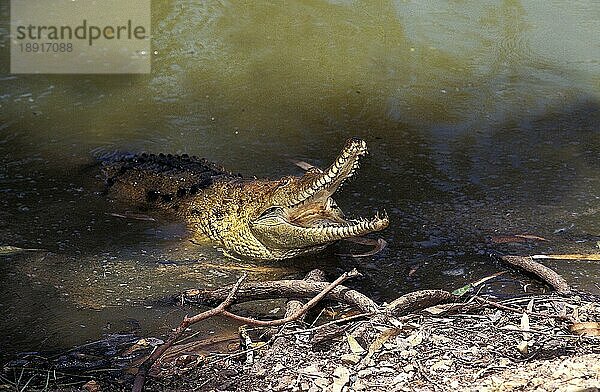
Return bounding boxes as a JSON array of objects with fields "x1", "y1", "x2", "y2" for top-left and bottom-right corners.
[{"x1": 248, "y1": 138, "x2": 389, "y2": 259}]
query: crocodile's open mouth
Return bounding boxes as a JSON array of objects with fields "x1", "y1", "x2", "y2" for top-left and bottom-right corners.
[{"x1": 251, "y1": 138, "x2": 389, "y2": 249}]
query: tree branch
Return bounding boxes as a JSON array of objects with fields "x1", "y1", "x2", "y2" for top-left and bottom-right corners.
[
  {"x1": 385, "y1": 290, "x2": 458, "y2": 316},
  {"x1": 132, "y1": 274, "x2": 247, "y2": 392},
  {"x1": 220, "y1": 269, "x2": 361, "y2": 327},
  {"x1": 500, "y1": 255, "x2": 571, "y2": 294},
  {"x1": 182, "y1": 278, "x2": 379, "y2": 313}
]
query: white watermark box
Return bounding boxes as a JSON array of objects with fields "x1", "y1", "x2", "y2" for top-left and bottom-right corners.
[{"x1": 10, "y1": 0, "x2": 151, "y2": 74}]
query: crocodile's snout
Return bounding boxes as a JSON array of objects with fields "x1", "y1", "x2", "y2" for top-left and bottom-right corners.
[{"x1": 246, "y1": 137, "x2": 388, "y2": 259}]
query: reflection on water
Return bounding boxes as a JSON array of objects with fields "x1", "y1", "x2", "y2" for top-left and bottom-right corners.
[{"x1": 0, "y1": 0, "x2": 599, "y2": 358}]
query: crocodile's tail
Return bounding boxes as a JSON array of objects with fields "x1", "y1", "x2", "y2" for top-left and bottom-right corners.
[{"x1": 101, "y1": 152, "x2": 239, "y2": 208}]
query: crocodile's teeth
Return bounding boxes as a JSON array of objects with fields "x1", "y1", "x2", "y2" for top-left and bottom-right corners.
[
  {"x1": 288, "y1": 138, "x2": 367, "y2": 207},
  {"x1": 300, "y1": 211, "x2": 389, "y2": 241}
]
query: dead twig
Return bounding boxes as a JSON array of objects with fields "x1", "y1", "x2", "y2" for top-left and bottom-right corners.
[
  {"x1": 132, "y1": 274, "x2": 247, "y2": 392},
  {"x1": 219, "y1": 269, "x2": 361, "y2": 327},
  {"x1": 265, "y1": 269, "x2": 328, "y2": 339},
  {"x1": 133, "y1": 269, "x2": 361, "y2": 392},
  {"x1": 532, "y1": 254, "x2": 600, "y2": 261},
  {"x1": 284, "y1": 269, "x2": 327, "y2": 321},
  {"x1": 474, "y1": 296, "x2": 572, "y2": 321}
]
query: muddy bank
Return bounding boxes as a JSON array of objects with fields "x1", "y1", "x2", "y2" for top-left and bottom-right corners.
[
  {"x1": 2, "y1": 282, "x2": 599, "y2": 391},
  {"x1": 143, "y1": 293, "x2": 600, "y2": 392}
]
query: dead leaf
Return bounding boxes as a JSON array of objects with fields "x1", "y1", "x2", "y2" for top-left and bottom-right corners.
[
  {"x1": 273, "y1": 364, "x2": 286, "y2": 373},
  {"x1": 430, "y1": 359, "x2": 452, "y2": 372},
  {"x1": 406, "y1": 332, "x2": 423, "y2": 347},
  {"x1": 314, "y1": 377, "x2": 330, "y2": 389},
  {"x1": 526, "y1": 299, "x2": 534, "y2": 313},
  {"x1": 298, "y1": 365, "x2": 326, "y2": 378},
  {"x1": 83, "y1": 380, "x2": 100, "y2": 392},
  {"x1": 532, "y1": 254, "x2": 600, "y2": 261},
  {"x1": 340, "y1": 353, "x2": 361, "y2": 365},
  {"x1": 332, "y1": 366, "x2": 350, "y2": 392},
  {"x1": 520, "y1": 312, "x2": 531, "y2": 341},
  {"x1": 0, "y1": 245, "x2": 43, "y2": 256},
  {"x1": 520, "y1": 313, "x2": 530, "y2": 331},
  {"x1": 516, "y1": 340, "x2": 529, "y2": 355},
  {"x1": 122, "y1": 339, "x2": 150, "y2": 356},
  {"x1": 346, "y1": 334, "x2": 365, "y2": 354},
  {"x1": 289, "y1": 159, "x2": 319, "y2": 171},
  {"x1": 570, "y1": 322, "x2": 600, "y2": 336},
  {"x1": 490, "y1": 236, "x2": 524, "y2": 244},
  {"x1": 363, "y1": 328, "x2": 401, "y2": 363},
  {"x1": 514, "y1": 234, "x2": 549, "y2": 241},
  {"x1": 423, "y1": 303, "x2": 461, "y2": 315}
]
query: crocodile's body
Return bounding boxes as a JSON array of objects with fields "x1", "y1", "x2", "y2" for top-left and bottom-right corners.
[{"x1": 102, "y1": 139, "x2": 388, "y2": 260}]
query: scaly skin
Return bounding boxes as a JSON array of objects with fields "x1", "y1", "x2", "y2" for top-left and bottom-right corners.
[{"x1": 103, "y1": 138, "x2": 389, "y2": 260}]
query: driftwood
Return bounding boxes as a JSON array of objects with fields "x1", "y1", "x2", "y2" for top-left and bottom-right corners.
[
  {"x1": 131, "y1": 252, "x2": 575, "y2": 391},
  {"x1": 284, "y1": 269, "x2": 327, "y2": 319},
  {"x1": 132, "y1": 269, "x2": 360, "y2": 392},
  {"x1": 385, "y1": 290, "x2": 458, "y2": 316},
  {"x1": 217, "y1": 270, "x2": 361, "y2": 327},
  {"x1": 183, "y1": 280, "x2": 380, "y2": 313},
  {"x1": 500, "y1": 255, "x2": 571, "y2": 294},
  {"x1": 132, "y1": 274, "x2": 247, "y2": 392}
]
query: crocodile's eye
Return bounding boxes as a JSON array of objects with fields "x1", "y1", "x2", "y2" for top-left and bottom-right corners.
[
  {"x1": 260, "y1": 206, "x2": 283, "y2": 217},
  {"x1": 254, "y1": 206, "x2": 285, "y2": 226}
]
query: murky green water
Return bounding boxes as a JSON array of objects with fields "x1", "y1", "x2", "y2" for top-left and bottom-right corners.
[{"x1": 1, "y1": 1, "x2": 599, "y2": 360}]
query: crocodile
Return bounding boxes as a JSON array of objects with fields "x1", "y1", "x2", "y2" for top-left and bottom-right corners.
[{"x1": 102, "y1": 138, "x2": 389, "y2": 260}]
